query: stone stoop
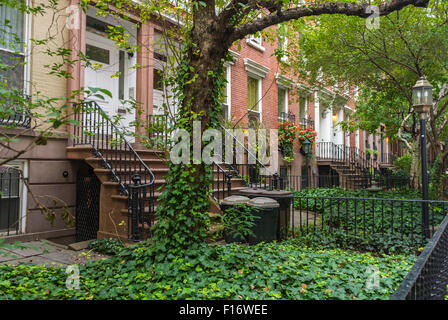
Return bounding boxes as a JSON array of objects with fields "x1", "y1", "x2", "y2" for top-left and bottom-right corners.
[{"x1": 67, "y1": 145, "x2": 248, "y2": 242}]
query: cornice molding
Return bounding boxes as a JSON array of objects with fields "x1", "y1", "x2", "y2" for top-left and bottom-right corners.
[
  {"x1": 275, "y1": 73, "x2": 294, "y2": 89},
  {"x1": 243, "y1": 58, "x2": 270, "y2": 79}
]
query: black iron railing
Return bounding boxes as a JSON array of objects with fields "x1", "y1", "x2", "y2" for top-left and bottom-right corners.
[
  {"x1": 279, "y1": 174, "x2": 409, "y2": 192},
  {"x1": 73, "y1": 101, "x2": 156, "y2": 241},
  {"x1": 147, "y1": 113, "x2": 175, "y2": 150},
  {"x1": 391, "y1": 215, "x2": 448, "y2": 300},
  {"x1": 316, "y1": 142, "x2": 383, "y2": 188},
  {"x1": 219, "y1": 125, "x2": 278, "y2": 191},
  {"x1": 0, "y1": 94, "x2": 32, "y2": 128},
  {"x1": 279, "y1": 175, "x2": 340, "y2": 190},
  {"x1": 299, "y1": 116, "x2": 315, "y2": 129},
  {"x1": 0, "y1": 166, "x2": 21, "y2": 236},
  {"x1": 279, "y1": 111, "x2": 296, "y2": 123},
  {"x1": 381, "y1": 153, "x2": 396, "y2": 166},
  {"x1": 289, "y1": 196, "x2": 448, "y2": 248}
]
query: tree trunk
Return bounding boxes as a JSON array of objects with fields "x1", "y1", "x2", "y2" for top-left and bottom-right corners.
[{"x1": 152, "y1": 5, "x2": 232, "y2": 249}]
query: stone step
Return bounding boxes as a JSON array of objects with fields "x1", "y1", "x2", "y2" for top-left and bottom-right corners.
[
  {"x1": 67, "y1": 145, "x2": 166, "y2": 161},
  {"x1": 85, "y1": 157, "x2": 169, "y2": 170}
]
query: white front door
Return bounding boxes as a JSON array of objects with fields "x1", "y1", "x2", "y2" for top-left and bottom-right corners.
[{"x1": 84, "y1": 31, "x2": 136, "y2": 134}]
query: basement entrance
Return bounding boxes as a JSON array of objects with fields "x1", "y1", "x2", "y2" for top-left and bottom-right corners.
[{"x1": 75, "y1": 164, "x2": 101, "y2": 242}]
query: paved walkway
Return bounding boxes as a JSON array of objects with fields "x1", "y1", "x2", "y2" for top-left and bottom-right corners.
[{"x1": 0, "y1": 241, "x2": 108, "y2": 267}]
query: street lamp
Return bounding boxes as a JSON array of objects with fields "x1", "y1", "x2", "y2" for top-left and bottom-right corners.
[
  {"x1": 301, "y1": 138, "x2": 312, "y2": 188},
  {"x1": 412, "y1": 76, "x2": 433, "y2": 240}
]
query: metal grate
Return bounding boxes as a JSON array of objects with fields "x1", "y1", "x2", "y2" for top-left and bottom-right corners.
[
  {"x1": 0, "y1": 166, "x2": 21, "y2": 236},
  {"x1": 75, "y1": 166, "x2": 101, "y2": 242}
]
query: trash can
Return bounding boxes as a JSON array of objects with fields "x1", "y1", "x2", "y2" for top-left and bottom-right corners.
[
  {"x1": 246, "y1": 197, "x2": 280, "y2": 245},
  {"x1": 260, "y1": 190, "x2": 293, "y2": 240},
  {"x1": 237, "y1": 188, "x2": 266, "y2": 199},
  {"x1": 220, "y1": 195, "x2": 250, "y2": 244}
]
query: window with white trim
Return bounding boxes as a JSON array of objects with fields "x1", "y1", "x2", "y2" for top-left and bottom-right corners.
[
  {"x1": 247, "y1": 14, "x2": 265, "y2": 52},
  {"x1": 299, "y1": 96, "x2": 307, "y2": 123},
  {"x1": 0, "y1": 4, "x2": 26, "y2": 91},
  {"x1": 0, "y1": 160, "x2": 26, "y2": 236},
  {"x1": 277, "y1": 23, "x2": 288, "y2": 62},
  {"x1": 248, "y1": 76, "x2": 261, "y2": 127},
  {"x1": 278, "y1": 87, "x2": 288, "y2": 121},
  {"x1": 221, "y1": 65, "x2": 231, "y2": 121}
]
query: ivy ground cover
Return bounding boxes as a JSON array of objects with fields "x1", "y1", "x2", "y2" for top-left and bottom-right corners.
[{"x1": 0, "y1": 239, "x2": 415, "y2": 300}]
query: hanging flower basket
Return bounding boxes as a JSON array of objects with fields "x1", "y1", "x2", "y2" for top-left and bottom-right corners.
[{"x1": 278, "y1": 121, "x2": 299, "y2": 162}]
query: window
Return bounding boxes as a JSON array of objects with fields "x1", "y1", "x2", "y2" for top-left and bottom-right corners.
[
  {"x1": 0, "y1": 4, "x2": 26, "y2": 91},
  {"x1": 248, "y1": 33, "x2": 262, "y2": 46},
  {"x1": 246, "y1": 14, "x2": 265, "y2": 52},
  {"x1": 247, "y1": 77, "x2": 259, "y2": 112},
  {"x1": 86, "y1": 44, "x2": 110, "y2": 65},
  {"x1": 277, "y1": 24, "x2": 288, "y2": 62},
  {"x1": 221, "y1": 66, "x2": 230, "y2": 121},
  {"x1": 299, "y1": 97, "x2": 307, "y2": 123},
  {"x1": 278, "y1": 87, "x2": 287, "y2": 121},
  {"x1": 248, "y1": 76, "x2": 261, "y2": 126},
  {"x1": 153, "y1": 69, "x2": 164, "y2": 91},
  {"x1": 0, "y1": 165, "x2": 21, "y2": 235}
]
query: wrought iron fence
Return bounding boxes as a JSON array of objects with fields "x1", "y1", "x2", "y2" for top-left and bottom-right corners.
[
  {"x1": 279, "y1": 174, "x2": 409, "y2": 191},
  {"x1": 381, "y1": 153, "x2": 396, "y2": 166},
  {"x1": 299, "y1": 116, "x2": 315, "y2": 130},
  {"x1": 0, "y1": 166, "x2": 21, "y2": 236},
  {"x1": 278, "y1": 111, "x2": 296, "y2": 123},
  {"x1": 390, "y1": 215, "x2": 448, "y2": 300},
  {"x1": 288, "y1": 196, "x2": 448, "y2": 249},
  {"x1": 279, "y1": 175, "x2": 340, "y2": 190}
]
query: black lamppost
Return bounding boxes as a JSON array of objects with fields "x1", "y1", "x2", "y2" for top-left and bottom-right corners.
[
  {"x1": 412, "y1": 76, "x2": 433, "y2": 240},
  {"x1": 301, "y1": 138, "x2": 312, "y2": 189}
]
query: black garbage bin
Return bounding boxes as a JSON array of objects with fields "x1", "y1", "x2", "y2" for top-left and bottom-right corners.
[
  {"x1": 246, "y1": 197, "x2": 280, "y2": 245},
  {"x1": 220, "y1": 195, "x2": 250, "y2": 243},
  {"x1": 260, "y1": 190, "x2": 293, "y2": 240}
]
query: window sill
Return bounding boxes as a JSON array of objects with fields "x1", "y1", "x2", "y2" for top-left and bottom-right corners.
[{"x1": 246, "y1": 39, "x2": 265, "y2": 52}]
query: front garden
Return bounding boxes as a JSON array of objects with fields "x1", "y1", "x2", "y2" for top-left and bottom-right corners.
[{"x1": 0, "y1": 188, "x2": 428, "y2": 300}]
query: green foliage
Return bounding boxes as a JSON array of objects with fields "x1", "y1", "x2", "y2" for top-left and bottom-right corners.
[
  {"x1": 290, "y1": 188, "x2": 440, "y2": 252},
  {"x1": 394, "y1": 154, "x2": 412, "y2": 175},
  {"x1": 222, "y1": 204, "x2": 260, "y2": 241},
  {"x1": 88, "y1": 238, "x2": 125, "y2": 255},
  {"x1": 428, "y1": 153, "x2": 448, "y2": 200},
  {"x1": 0, "y1": 240, "x2": 415, "y2": 300},
  {"x1": 289, "y1": 0, "x2": 448, "y2": 158}
]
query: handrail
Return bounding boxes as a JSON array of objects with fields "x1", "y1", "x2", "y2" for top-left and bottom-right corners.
[
  {"x1": 73, "y1": 101, "x2": 156, "y2": 241},
  {"x1": 74, "y1": 101, "x2": 155, "y2": 194}
]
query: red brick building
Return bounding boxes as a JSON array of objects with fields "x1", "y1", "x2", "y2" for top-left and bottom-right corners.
[{"x1": 0, "y1": 1, "x2": 398, "y2": 242}]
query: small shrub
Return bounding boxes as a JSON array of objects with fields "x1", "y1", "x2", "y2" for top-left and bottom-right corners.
[
  {"x1": 88, "y1": 238, "x2": 125, "y2": 255},
  {"x1": 222, "y1": 204, "x2": 260, "y2": 242},
  {"x1": 394, "y1": 154, "x2": 412, "y2": 175}
]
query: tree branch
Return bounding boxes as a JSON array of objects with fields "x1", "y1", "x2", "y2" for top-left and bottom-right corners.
[{"x1": 230, "y1": 0, "x2": 430, "y2": 42}]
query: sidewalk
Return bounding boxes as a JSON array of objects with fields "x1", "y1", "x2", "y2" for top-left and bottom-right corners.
[{"x1": 0, "y1": 240, "x2": 108, "y2": 267}]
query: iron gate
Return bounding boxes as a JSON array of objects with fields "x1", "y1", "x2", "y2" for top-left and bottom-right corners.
[{"x1": 75, "y1": 165, "x2": 100, "y2": 242}]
